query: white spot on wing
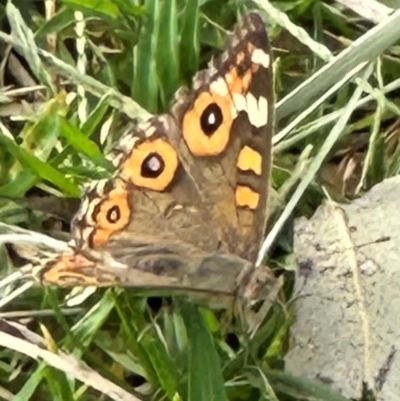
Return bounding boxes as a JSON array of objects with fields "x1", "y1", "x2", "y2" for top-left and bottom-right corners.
[
  {"x1": 246, "y1": 93, "x2": 268, "y2": 128},
  {"x1": 144, "y1": 125, "x2": 156, "y2": 138},
  {"x1": 138, "y1": 121, "x2": 152, "y2": 132},
  {"x1": 74, "y1": 196, "x2": 90, "y2": 222},
  {"x1": 251, "y1": 49, "x2": 270, "y2": 68},
  {"x1": 258, "y1": 96, "x2": 268, "y2": 127},
  {"x1": 119, "y1": 133, "x2": 139, "y2": 151},
  {"x1": 210, "y1": 77, "x2": 229, "y2": 96},
  {"x1": 246, "y1": 93, "x2": 258, "y2": 126},
  {"x1": 80, "y1": 227, "x2": 94, "y2": 244},
  {"x1": 110, "y1": 153, "x2": 124, "y2": 167},
  {"x1": 233, "y1": 93, "x2": 246, "y2": 112}
]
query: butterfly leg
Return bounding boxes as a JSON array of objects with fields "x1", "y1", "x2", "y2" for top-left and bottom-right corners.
[{"x1": 235, "y1": 265, "x2": 283, "y2": 337}]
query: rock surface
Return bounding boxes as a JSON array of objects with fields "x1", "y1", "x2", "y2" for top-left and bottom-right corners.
[{"x1": 285, "y1": 176, "x2": 400, "y2": 401}]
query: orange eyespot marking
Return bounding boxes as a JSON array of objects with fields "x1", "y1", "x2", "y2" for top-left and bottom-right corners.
[
  {"x1": 235, "y1": 185, "x2": 260, "y2": 210},
  {"x1": 182, "y1": 90, "x2": 233, "y2": 156},
  {"x1": 92, "y1": 183, "x2": 131, "y2": 246},
  {"x1": 120, "y1": 138, "x2": 178, "y2": 191},
  {"x1": 42, "y1": 254, "x2": 99, "y2": 286},
  {"x1": 237, "y1": 146, "x2": 262, "y2": 175}
]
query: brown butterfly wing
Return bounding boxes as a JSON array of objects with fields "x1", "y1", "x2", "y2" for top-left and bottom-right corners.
[
  {"x1": 167, "y1": 13, "x2": 273, "y2": 263},
  {"x1": 71, "y1": 13, "x2": 272, "y2": 260},
  {"x1": 39, "y1": 13, "x2": 273, "y2": 290},
  {"x1": 71, "y1": 117, "x2": 218, "y2": 255}
]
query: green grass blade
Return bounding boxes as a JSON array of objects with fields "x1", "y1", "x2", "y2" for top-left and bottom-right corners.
[
  {"x1": 43, "y1": 368, "x2": 75, "y2": 401},
  {"x1": 34, "y1": 7, "x2": 75, "y2": 38},
  {"x1": 81, "y1": 95, "x2": 112, "y2": 138},
  {"x1": 13, "y1": 366, "x2": 46, "y2": 401},
  {"x1": 0, "y1": 30, "x2": 151, "y2": 121},
  {"x1": 182, "y1": 304, "x2": 228, "y2": 401},
  {"x1": 132, "y1": 0, "x2": 161, "y2": 113},
  {"x1": 59, "y1": 119, "x2": 112, "y2": 171},
  {"x1": 157, "y1": 0, "x2": 180, "y2": 109},
  {"x1": 117, "y1": 295, "x2": 180, "y2": 398},
  {"x1": 179, "y1": 0, "x2": 200, "y2": 81},
  {"x1": 0, "y1": 132, "x2": 81, "y2": 197},
  {"x1": 63, "y1": 0, "x2": 121, "y2": 19},
  {"x1": 69, "y1": 291, "x2": 116, "y2": 349},
  {"x1": 266, "y1": 370, "x2": 352, "y2": 401}
]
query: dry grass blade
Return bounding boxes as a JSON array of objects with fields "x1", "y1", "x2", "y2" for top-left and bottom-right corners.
[
  {"x1": 276, "y1": 77, "x2": 400, "y2": 154},
  {"x1": 6, "y1": 2, "x2": 55, "y2": 93},
  {"x1": 0, "y1": 30, "x2": 150, "y2": 121},
  {"x1": 257, "y1": 64, "x2": 374, "y2": 266},
  {"x1": 276, "y1": 7, "x2": 400, "y2": 120},
  {"x1": 334, "y1": 0, "x2": 393, "y2": 23},
  {"x1": 0, "y1": 321, "x2": 142, "y2": 401},
  {"x1": 273, "y1": 61, "x2": 368, "y2": 147},
  {"x1": 0, "y1": 222, "x2": 70, "y2": 251},
  {"x1": 254, "y1": 0, "x2": 333, "y2": 61}
]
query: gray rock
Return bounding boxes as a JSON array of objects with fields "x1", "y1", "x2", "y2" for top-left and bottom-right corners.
[{"x1": 285, "y1": 176, "x2": 400, "y2": 401}]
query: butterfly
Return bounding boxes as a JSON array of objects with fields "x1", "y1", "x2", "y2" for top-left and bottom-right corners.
[{"x1": 36, "y1": 12, "x2": 279, "y2": 331}]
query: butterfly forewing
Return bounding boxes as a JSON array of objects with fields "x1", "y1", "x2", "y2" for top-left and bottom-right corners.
[{"x1": 168, "y1": 13, "x2": 274, "y2": 262}]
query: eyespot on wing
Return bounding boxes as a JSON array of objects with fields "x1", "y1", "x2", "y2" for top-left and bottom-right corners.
[
  {"x1": 182, "y1": 89, "x2": 234, "y2": 156},
  {"x1": 91, "y1": 180, "x2": 131, "y2": 246},
  {"x1": 120, "y1": 137, "x2": 179, "y2": 191}
]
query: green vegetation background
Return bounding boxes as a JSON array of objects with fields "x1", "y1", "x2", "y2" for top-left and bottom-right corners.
[{"x1": 1, "y1": 0, "x2": 400, "y2": 400}]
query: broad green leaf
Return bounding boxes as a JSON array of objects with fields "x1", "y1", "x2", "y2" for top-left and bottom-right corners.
[
  {"x1": 182, "y1": 304, "x2": 228, "y2": 401},
  {"x1": 132, "y1": 0, "x2": 161, "y2": 113}
]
